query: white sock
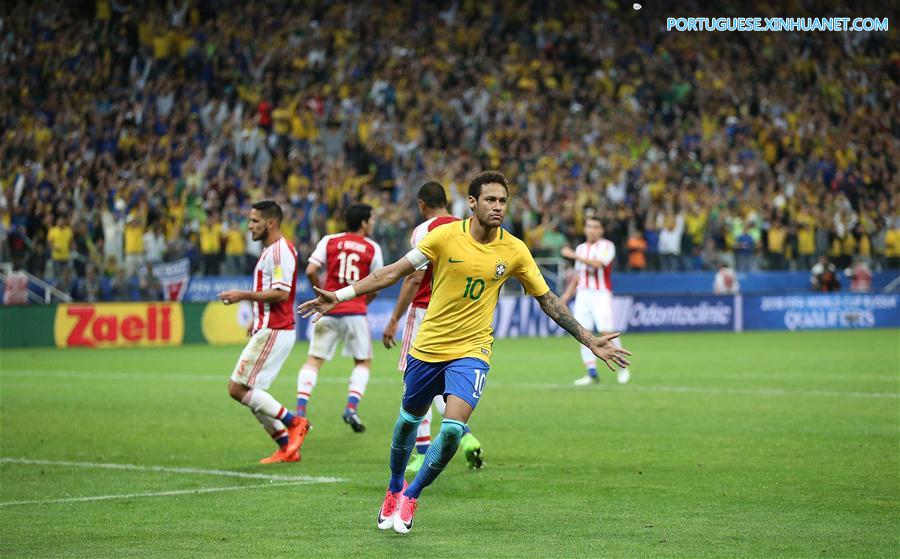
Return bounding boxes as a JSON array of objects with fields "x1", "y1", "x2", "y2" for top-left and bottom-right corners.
[
  {"x1": 347, "y1": 365, "x2": 370, "y2": 403},
  {"x1": 416, "y1": 407, "x2": 433, "y2": 451},
  {"x1": 296, "y1": 365, "x2": 318, "y2": 412},
  {"x1": 432, "y1": 394, "x2": 446, "y2": 417},
  {"x1": 253, "y1": 411, "x2": 288, "y2": 446},
  {"x1": 241, "y1": 388, "x2": 286, "y2": 418}
]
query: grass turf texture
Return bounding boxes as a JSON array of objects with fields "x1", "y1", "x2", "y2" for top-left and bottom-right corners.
[{"x1": 1, "y1": 330, "x2": 898, "y2": 558}]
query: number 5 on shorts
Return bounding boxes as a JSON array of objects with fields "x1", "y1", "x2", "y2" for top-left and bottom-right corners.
[{"x1": 472, "y1": 369, "x2": 486, "y2": 399}]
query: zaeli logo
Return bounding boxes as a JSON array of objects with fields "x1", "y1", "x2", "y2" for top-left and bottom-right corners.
[{"x1": 56, "y1": 303, "x2": 184, "y2": 348}]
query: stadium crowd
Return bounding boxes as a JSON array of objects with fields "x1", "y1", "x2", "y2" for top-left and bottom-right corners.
[{"x1": 1, "y1": 0, "x2": 898, "y2": 302}]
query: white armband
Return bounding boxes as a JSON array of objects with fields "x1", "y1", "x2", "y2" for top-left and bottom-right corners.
[
  {"x1": 405, "y1": 248, "x2": 430, "y2": 271},
  {"x1": 335, "y1": 286, "x2": 357, "y2": 302}
]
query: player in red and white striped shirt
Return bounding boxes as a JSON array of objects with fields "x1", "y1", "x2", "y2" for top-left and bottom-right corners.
[
  {"x1": 218, "y1": 200, "x2": 308, "y2": 464},
  {"x1": 382, "y1": 182, "x2": 484, "y2": 474},
  {"x1": 296, "y1": 204, "x2": 383, "y2": 433},
  {"x1": 560, "y1": 216, "x2": 631, "y2": 385}
]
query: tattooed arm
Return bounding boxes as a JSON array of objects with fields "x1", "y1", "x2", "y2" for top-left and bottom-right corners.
[
  {"x1": 535, "y1": 290, "x2": 632, "y2": 370},
  {"x1": 536, "y1": 290, "x2": 594, "y2": 346}
]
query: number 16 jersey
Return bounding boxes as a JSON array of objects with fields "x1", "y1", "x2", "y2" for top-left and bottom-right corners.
[{"x1": 309, "y1": 232, "x2": 383, "y2": 315}]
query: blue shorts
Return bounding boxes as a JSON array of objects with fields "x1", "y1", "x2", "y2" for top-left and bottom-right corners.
[{"x1": 402, "y1": 355, "x2": 489, "y2": 411}]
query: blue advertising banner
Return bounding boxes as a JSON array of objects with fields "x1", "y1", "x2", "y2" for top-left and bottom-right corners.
[
  {"x1": 742, "y1": 294, "x2": 900, "y2": 331},
  {"x1": 614, "y1": 295, "x2": 736, "y2": 332},
  {"x1": 295, "y1": 294, "x2": 739, "y2": 343},
  {"x1": 287, "y1": 293, "x2": 897, "y2": 345},
  {"x1": 184, "y1": 277, "x2": 253, "y2": 302}
]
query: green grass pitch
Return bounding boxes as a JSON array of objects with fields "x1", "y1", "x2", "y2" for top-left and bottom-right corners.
[{"x1": 1, "y1": 330, "x2": 898, "y2": 558}]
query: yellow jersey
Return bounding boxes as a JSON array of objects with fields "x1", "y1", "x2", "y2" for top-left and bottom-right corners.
[
  {"x1": 200, "y1": 223, "x2": 222, "y2": 254},
  {"x1": 885, "y1": 229, "x2": 900, "y2": 258},
  {"x1": 124, "y1": 223, "x2": 144, "y2": 255},
  {"x1": 767, "y1": 226, "x2": 786, "y2": 254},
  {"x1": 797, "y1": 226, "x2": 816, "y2": 255},
  {"x1": 47, "y1": 225, "x2": 73, "y2": 261},
  {"x1": 225, "y1": 228, "x2": 245, "y2": 256},
  {"x1": 411, "y1": 218, "x2": 550, "y2": 365}
]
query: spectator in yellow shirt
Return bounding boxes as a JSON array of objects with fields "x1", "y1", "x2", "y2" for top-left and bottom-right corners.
[
  {"x1": 95, "y1": 0, "x2": 111, "y2": 22},
  {"x1": 47, "y1": 217, "x2": 74, "y2": 279},
  {"x1": 885, "y1": 221, "x2": 900, "y2": 270},
  {"x1": 200, "y1": 213, "x2": 223, "y2": 276},
  {"x1": 795, "y1": 213, "x2": 817, "y2": 270},
  {"x1": 223, "y1": 220, "x2": 246, "y2": 275},
  {"x1": 124, "y1": 213, "x2": 146, "y2": 277},
  {"x1": 766, "y1": 220, "x2": 787, "y2": 270}
]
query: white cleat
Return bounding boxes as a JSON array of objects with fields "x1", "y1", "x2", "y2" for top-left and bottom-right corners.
[
  {"x1": 393, "y1": 495, "x2": 418, "y2": 534},
  {"x1": 377, "y1": 483, "x2": 406, "y2": 530},
  {"x1": 617, "y1": 368, "x2": 631, "y2": 384},
  {"x1": 573, "y1": 375, "x2": 599, "y2": 386}
]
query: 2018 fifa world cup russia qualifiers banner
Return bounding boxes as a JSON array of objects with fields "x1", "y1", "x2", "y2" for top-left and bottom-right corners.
[
  {"x1": 54, "y1": 303, "x2": 185, "y2": 348},
  {"x1": 742, "y1": 294, "x2": 900, "y2": 331}
]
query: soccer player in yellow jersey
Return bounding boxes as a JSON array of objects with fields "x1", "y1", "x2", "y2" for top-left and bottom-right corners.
[{"x1": 298, "y1": 171, "x2": 631, "y2": 535}]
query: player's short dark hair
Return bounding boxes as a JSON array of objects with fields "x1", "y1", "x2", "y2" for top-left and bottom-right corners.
[
  {"x1": 585, "y1": 215, "x2": 603, "y2": 227},
  {"x1": 252, "y1": 200, "x2": 283, "y2": 223},
  {"x1": 468, "y1": 171, "x2": 509, "y2": 200},
  {"x1": 417, "y1": 181, "x2": 448, "y2": 209},
  {"x1": 345, "y1": 203, "x2": 373, "y2": 232}
]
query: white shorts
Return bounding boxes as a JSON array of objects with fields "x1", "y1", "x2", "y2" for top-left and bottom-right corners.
[
  {"x1": 398, "y1": 306, "x2": 427, "y2": 371},
  {"x1": 231, "y1": 328, "x2": 295, "y2": 390},
  {"x1": 308, "y1": 315, "x2": 372, "y2": 361},
  {"x1": 573, "y1": 290, "x2": 614, "y2": 333}
]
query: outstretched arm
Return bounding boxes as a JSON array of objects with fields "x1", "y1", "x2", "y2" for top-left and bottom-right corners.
[
  {"x1": 535, "y1": 290, "x2": 594, "y2": 346},
  {"x1": 298, "y1": 255, "x2": 418, "y2": 322},
  {"x1": 535, "y1": 290, "x2": 631, "y2": 370}
]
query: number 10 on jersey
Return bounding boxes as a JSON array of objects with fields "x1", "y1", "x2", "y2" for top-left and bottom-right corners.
[{"x1": 462, "y1": 276, "x2": 485, "y2": 300}]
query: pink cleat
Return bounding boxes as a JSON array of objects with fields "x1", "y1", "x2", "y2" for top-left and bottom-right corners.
[
  {"x1": 377, "y1": 481, "x2": 407, "y2": 530},
  {"x1": 393, "y1": 494, "x2": 418, "y2": 534}
]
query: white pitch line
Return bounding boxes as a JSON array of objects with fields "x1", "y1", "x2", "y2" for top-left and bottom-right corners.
[
  {"x1": 629, "y1": 384, "x2": 900, "y2": 399},
  {"x1": 0, "y1": 369, "x2": 386, "y2": 384},
  {"x1": 0, "y1": 369, "x2": 223, "y2": 383},
  {"x1": 0, "y1": 481, "x2": 310, "y2": 507},
  {"x1": 4, "y1": 367, "x2": 896, "y2": 383},
  {"x1": 493, "y1": 381, "x2": 899, "y2": 399},
  {"x1": 1, "y1": 369, "x2": 897, "y2": 400},
  {"x1": 0, "y1": 458, "x2": 346, "y2": 483}
]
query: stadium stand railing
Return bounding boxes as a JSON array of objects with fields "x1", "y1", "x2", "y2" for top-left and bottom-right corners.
[{"x1": 0, "y1": 264, "x2": 73, "y2": 305}]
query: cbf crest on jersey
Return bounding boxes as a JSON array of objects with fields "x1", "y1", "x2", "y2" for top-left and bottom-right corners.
[{"x1": 494, "y1": 260, "x2": 508, "y2": 279}]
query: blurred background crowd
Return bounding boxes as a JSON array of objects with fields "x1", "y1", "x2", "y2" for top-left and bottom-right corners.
[{"x1": 1, "y1": 0, "x2": 898, "y2": 302}]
